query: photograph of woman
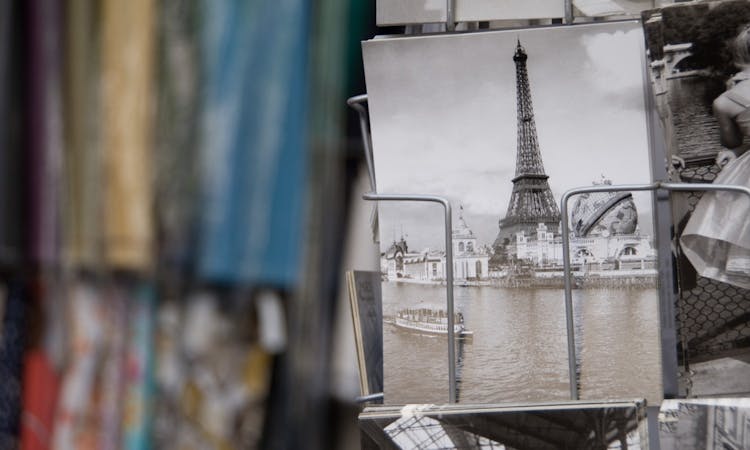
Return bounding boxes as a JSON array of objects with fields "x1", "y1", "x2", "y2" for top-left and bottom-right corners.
[
  {"x1": 681, "y1": 25, "x2": 750, "y2": 289},
  {"x1": 642, "y1": 0, "x2": 750, "y2": 396}
]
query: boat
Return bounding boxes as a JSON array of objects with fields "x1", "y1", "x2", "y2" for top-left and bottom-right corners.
[{"x1": 387, "y1": 308, "x2": 473, "y2": 339}]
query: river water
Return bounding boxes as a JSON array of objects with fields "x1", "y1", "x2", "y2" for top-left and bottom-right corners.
[{"x1": 382, "y1": 282, "x2": 663, "y2": 405}]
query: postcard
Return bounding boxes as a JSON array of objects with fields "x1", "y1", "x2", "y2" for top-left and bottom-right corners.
[
  {"x1": 363, "y1": 21, "x2": 662, "y2": 404},
  {"x1": 347, "y1": 270, "x2": 385, "y2": 399},
  {"x1": 642, "y1": 1, "x2": 750, "y2": 391},
  {"x1": 376, "y1": 0, "x2": 565, "y2": 26},
  {"x1": 659, "y1": 398, "x2": 750, "y2": 449}
]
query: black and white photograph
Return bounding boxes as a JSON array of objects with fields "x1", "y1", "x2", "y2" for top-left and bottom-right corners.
[
  {"x1": 347, "y1": 270, "x2": 385, "y2": 400},
  {"x1": 360, "y1": 400, "x2": 648, "y2": 450},
  {"x1": 642, "y1": 0, "x2": 750, "y2": 396},
  {"x1": 658, "y1": 398, "x2": 750, "y2": 449},
  {"x1": 363, "y1": 21, "x2": 663, "y2": 405}
]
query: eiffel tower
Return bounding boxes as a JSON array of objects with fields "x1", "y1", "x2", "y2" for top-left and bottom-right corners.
[{"x1": 493, "y1": 40, "x2": 561, "y2": 255}]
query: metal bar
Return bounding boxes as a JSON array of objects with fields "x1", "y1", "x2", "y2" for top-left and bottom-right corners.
[
  {"x1": 355, "y1": 392, "x2": 385, "y2": 404},
  {"x1": 560, "y1": 183, "x2": 659, "y2": 400},
  {"x1": 560, "y1": 181, "x2": 750, "y2": 401},
  {"x1": 660, "y1": 182, "x2": 750, "y2": 198},
  {"x1": 446, "y1": 0, "x2": 455, "y2": 31},
  {"x1": 347, "y1": 95, "x2": 377, "y2": 192},
  {"x1": 362, "y1": 192, "x2": 457, "y2": 403},
  {"x1": 560, "y1": 189, "x2": 577, "y2": 401},
  {"x1": 564, "y1": 0, "x2": 574, "y2": 24}
]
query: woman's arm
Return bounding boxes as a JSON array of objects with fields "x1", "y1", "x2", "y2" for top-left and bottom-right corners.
[{"x1": 713, "y1": 94, "x2": 745, "y2": 149}]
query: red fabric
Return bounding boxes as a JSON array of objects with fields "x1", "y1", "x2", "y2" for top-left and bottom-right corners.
[{"x1": 21, "y1": 350, "x2": 60, "y2": 450}]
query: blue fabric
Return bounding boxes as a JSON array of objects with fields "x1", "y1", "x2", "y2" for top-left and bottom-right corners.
[
  {"x1": 197, "y1": 0, "x2": 311, "y2": 287},
  {"x1": 197, "y1": 0, "x2": 258, "y2": 284}
]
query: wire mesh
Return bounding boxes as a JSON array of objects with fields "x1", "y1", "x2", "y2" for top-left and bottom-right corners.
[{"x1": 675, "y1": 162, "x2": 750, "y2": 363}]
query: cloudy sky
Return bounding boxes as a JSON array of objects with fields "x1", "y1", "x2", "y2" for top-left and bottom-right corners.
[{"x1": 363, "y1": 21, "x2": 654, "y2": 252}]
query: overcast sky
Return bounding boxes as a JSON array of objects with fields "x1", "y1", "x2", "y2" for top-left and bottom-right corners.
[{"x1": 363, "y1": 21, "x2": 654, "y2": 252}]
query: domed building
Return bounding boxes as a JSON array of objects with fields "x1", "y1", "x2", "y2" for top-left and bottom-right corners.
[
  {"x1": 570, "y1": 178, "x2": 638, "y2": 238},
  {"x1": 566, "y1": 177, "x2": 655, "y2": 270},
  {"x1": 509, "y1": 177, "x2": 656, "y2": 272},
  {"x1": 451, "y1": 208, "x2": 490, "y2": 280}
]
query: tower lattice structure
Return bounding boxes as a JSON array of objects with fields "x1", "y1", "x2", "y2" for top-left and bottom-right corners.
[{"x1": 495, "y1": 40, "x2": 561, "y2": 247}]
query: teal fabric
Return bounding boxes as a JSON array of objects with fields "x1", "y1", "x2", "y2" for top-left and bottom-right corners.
[
  {"x1": 123, "y1": 283, "x2": 155, "y2": 450},
  {"x1": 197, "y1": 0, "x2": 311, "y2": 287}
]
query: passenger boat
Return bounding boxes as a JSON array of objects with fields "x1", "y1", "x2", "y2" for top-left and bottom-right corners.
[{"x1": 387, "y1": 308, "x2": 473, "y2": 339}]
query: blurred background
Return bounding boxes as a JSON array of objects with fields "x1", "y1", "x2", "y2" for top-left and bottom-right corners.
[{"x1": 0, "y1": 0, "x2": 383, "y2": 449}]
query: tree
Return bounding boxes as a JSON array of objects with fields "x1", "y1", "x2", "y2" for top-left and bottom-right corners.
[
  {"x1": 661, "y1": 4, "x2": 708, "y2": 45},
  {"x1": 693, "y1": 1, "x2": 750, "y2": 77}
]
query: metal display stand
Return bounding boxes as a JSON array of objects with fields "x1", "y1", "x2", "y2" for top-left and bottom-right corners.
[
  {"x1": 399, "y1": 0, "x2": 575, "y2": 30},
  {"x1": 362, "y1": 193, "x2": 458, "y2": 404},
  {"x1": 347, "y1": 95, "x2": 376, "y2": 193},
  {"x1": 559, "y1": 182, "x2": 750, "y2": 400},
  {"x1": 349, "y1": 3, "x2": 742, "y2": 409}
]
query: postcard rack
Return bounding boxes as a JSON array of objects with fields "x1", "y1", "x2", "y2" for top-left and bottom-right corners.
[
  {"x1": 349, "y1": 0, "x2": 750, "y2": 409},
  {"x1": 349, "y1": 92, "x2": 750, "y2": 406},
  {"x1": 348, "y1": 94, "x2": 460, "y2": 403}
]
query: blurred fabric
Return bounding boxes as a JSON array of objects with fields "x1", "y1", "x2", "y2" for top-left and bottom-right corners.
[
  {"x1": 101, "y1": 0, "x2": 156, "y2": 272},
  {"x1": 0, "y1": 0, "x2": 365, "y2": 448},
  {"x1": 0, "y1": 0, "x2": 25, "y2": 270},
  {"x1": 0, "y1": 283, "x2": 25, "y2": 449},
  {"x1": 196, "y1": 0, "x2": 310, "y2": 287},
  {"x1": 62, "y1": 0, "x2": 102, "y2": 270}
]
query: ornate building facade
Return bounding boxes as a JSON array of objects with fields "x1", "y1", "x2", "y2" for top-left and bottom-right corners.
[
  {"x1": 451, "y1": 209, "x2": 490, "y2": 280},
  {"x1": 381, "y1": 210, "x2": 489, "y2": 282}
]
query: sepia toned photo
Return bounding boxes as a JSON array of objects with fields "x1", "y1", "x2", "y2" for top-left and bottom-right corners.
[{"x1": 363, "y1": 21, "x2": 663, "y2": 405}]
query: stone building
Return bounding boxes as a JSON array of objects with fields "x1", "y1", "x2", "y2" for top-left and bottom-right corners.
[{"x1": 381, "y1": 210, "x2": 490, "y2": 282}]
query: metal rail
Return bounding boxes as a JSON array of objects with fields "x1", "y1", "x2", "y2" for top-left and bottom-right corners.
[
  {"x1": 362, "y1": 192, "x2": 458, "y2": 403},
  {"x1": 446, "y1": 0, "x2": 455, "y2": 31},
  {"x1": 355, "y1": 392, "x2": 385, "y2": 404},
  {"x1": 347, "y1": 95, "x2": 377, "y2": 192},
  {"x1": 560, "y1": 181, "x2": 750, "y2": 400},
  {"x1": 564, "y1": 0, "x2": 574, "y2": 24},
  {"x1": 349, "y1": 96, "x2": 460, "y2": 402}
]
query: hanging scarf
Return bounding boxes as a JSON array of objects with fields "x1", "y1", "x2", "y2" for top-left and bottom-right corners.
[{"x1": 101, "y1": 0, "x2": 156, "y2": 273}]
